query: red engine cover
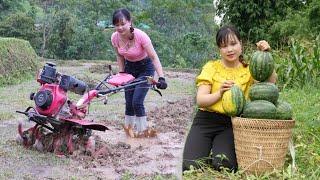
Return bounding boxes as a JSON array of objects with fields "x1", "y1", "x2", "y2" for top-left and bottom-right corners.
[{"x1": 36, "y1": 84, "x2": 67, "y2": 117}]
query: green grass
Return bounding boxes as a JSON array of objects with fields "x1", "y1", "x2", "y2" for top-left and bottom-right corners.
[
  {"x1": 0, "y1": 112, "x2": 15, "y2": 120},
  {"x1": 183, "y1": 83, "x2": 320, "y2": 179},
  {"x1": 281, "y1": 84, "x2": 320, "y2": 179},
  {"x1": 167, "y1": 78, "x2": 196, "y2": 96},
  {"x1": 120, "y1": 172, "x2": 180, "y2": 180}
]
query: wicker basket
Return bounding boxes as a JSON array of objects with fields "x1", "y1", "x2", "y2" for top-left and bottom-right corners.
[{"x1": 231, "y1": 117, "x2": 295, "y2": 174}]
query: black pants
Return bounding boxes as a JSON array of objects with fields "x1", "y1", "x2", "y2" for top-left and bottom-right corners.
[
  {"x1": 182, "y1": 110, "x2": 237, "y2": 171},
  {"x1": 124, "y1": 57, "x2": 155, "y2": 117}
]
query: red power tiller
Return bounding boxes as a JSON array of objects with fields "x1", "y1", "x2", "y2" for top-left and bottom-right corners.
[{"x1": 16, "y1": 62, "x2": 161, "y2": 155}]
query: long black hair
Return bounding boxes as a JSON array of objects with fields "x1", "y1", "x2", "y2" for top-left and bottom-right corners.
[
  {"x1": 112, "y1": 8, "x2": 134, "y2": 40},
  {"x1": 216, "y1": 25, "x2": 247, "y2": 67}
]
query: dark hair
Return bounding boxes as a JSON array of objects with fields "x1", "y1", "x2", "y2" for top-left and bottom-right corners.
[
  {"x1": 216, "y1": 25, "x2": 247, "y2": 67},
  {"x1": 112, "y1": 8, "x2": 134, "y2": 40},
  {"x1": 112, "y1": 8, "x2": 131, "y2": 25}
]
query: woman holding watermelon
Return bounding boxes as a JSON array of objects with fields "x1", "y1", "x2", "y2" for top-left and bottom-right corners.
[{"x1": 182, "y1": 25, "x2": 277, "y2": 171}]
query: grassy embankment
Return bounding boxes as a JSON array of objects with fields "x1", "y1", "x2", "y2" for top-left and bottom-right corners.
[{"x1": 0, "y1": 37, "x2": 40, "y2": 86}]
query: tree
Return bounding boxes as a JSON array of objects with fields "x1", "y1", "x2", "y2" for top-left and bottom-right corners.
[
  {"x1": 216, "y1": 0, "x2": 306, "y2": 43},
  {"x1": 35, "y1": 0, "x2": 55, "y2": 57},
  {"x1": 308, "y1": 0, "x2": 320, "y2": 33},
  {"x1": 267, "y1": 0, "x2": 320, "y2": 47},
  {"x1": 0, "y1": 0, "x2": 24, "y2": 20},
  {"x1": 1, "y1": 0, "x2": 218, "y2": 65},
  {"x1": 0, "y1": 13, "x2": 37, "y2": 41},
  {"x1": 141, "y1": 0, "x2": 217, "y2": 68},
  {"x1": 47, "y1": 10, "x2": 76, "y2": 59}
]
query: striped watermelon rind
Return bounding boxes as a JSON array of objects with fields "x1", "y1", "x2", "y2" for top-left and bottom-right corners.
[
  {"x1": 242, "y1": 100, "x2": 277, "y2": 119},
  {"x1": 222, "y1": 85, "x2": 245, "y2": 116},
  {"x1": 249, "y1": 82, "x2": 279, "y2": 105},
  {"x1": 275, "y1": 100, "x2": 293, "y2": 120},
  {"x1": 249, "y1": 51, "x2": 275, "y2": 82}
]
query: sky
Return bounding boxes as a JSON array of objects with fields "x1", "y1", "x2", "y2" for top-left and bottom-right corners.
[{"x1": 213, "y1": 0, "x2": 223, "y2": 25}]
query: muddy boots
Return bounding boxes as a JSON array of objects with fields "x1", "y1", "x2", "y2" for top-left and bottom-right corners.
[
  {"x1": 122, "y1": 115, "x2": 136, "y2": 138},
  {"x1": 135, "y1": 116, "x2": 157, "y2": 138}
]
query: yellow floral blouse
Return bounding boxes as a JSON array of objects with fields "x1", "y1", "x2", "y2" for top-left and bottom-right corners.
[{"x1": 196, "y1": 60, "x2": 254, "y2": 114}]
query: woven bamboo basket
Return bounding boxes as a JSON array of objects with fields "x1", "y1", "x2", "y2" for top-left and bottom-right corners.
[{"x1": 231, "y1": 117, "x2": 295, "y2": 174}]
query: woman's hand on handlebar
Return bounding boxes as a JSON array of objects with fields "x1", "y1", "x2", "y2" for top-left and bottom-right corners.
[{"x1": 156, "y1": 77, "x2": 167, "y2": 89}]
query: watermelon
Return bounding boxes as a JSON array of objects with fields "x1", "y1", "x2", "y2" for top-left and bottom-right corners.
[
  {"x1": 222, "y1": 85, "x2": 245, "y2": 116},
  {"x1": 275, "y1": 100, "x2": 293, "y2": 120},
  {"x1": 242, "y1": 100, "x2": 276, "y2": 119},
  {"x1": 249, "y1": 51, "x2": 274, "y2": 82},
  {"x1": 249, "y1": 82, "x2": 279, "y2": 105}
]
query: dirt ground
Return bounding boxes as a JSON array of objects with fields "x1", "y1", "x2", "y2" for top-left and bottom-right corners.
[
  {"x1": 76, "y1": 97, "x2": 194, "y2": 179},
  {"x1": 0, "y1": 62, "x2": 197, "y2": 179}
]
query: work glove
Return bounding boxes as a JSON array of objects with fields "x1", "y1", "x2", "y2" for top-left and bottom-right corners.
[{"x1": 156, "y1": 77, "x2": 167, "y2": 89}]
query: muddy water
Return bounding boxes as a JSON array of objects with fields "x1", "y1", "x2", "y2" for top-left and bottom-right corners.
[{"x1": 73, "y1": 97, "x2": 195, "y2": 179}]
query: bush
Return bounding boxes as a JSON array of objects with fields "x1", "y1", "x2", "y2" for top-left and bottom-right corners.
[{"x1": 0, "y1": 38, "x2": 40, "y2": 86}]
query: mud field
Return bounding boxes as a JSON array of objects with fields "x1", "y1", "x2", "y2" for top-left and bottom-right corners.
[{"x1": 0, "y1": 61, "x2": 197, "y2": 179}]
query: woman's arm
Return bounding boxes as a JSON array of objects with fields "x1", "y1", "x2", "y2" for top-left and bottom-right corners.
[
  {"x1": 197, "y1": 80, "x2": 234, "y2": 107},
  {"x1": 144, "y1": 43, "x2": 164, "y2": 77},
  {"x1": 197, "y1": 85, "x2": 221, "y2": 107},
  {"x1": 267, "y1": 70, "x2": 277, "y2": 83},
  {"x1": 114, "y1": 47, "x2": 125, "y2": 72}
]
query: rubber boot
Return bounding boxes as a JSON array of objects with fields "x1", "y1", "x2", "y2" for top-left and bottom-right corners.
[
  {"x1": 122, "y1": 115, "x2": 136, "y2": 138},
  {"x1": 136, "y1": 116, "x2": 157, "y2": 138}
]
